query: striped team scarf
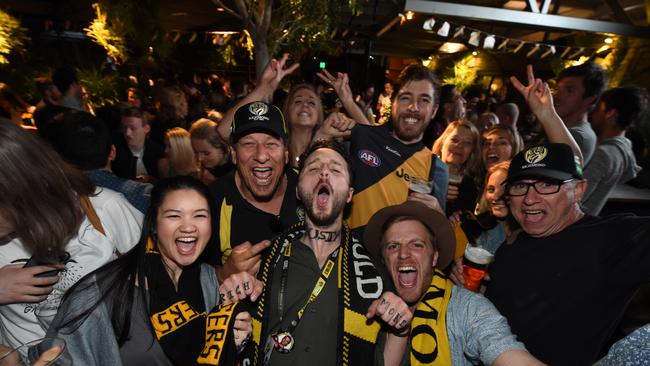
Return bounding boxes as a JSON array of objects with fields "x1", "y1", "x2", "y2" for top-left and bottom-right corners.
[
  {"x1": 249, "y1": 222, "x2": 385, "y2": 365},
  {"x1": 409, "y1": 269, "x2": 453, "y2": 366}
]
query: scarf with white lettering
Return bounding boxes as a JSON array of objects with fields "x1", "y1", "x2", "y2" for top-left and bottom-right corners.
[
  {"x1": 249, "y1": 221, "x2": 385, "y2": 366},
  {"x1": 145, "y1": 242, "x2": 242, "y2": 365},
  {"x1": 409, "y1": 269, "x2": 452, "y2": 366}
]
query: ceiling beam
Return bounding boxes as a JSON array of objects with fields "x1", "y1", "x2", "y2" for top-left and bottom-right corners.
[
  {"x1": 604, "y1": 0, "x2": 633, "y2": 24},
  {"x1": 405, "y1": 0, "x2": 650, "y2": 38}
]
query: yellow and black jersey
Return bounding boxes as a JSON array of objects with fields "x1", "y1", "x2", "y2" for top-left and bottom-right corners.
[
  {"x1": 204, "y1": 170, "x2": 301, "y2": 265},
  {"x1": 348, "y1": 124, "x2": 448, "y2": 232}
]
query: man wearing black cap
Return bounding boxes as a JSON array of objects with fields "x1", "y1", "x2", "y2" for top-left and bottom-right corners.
[
  {"x1": 483, "y1": 143, "x2": 650, "y2": 365},
  {"x1": 207, "y1": 101, "x2": 300, "y2": 280},
  {"x1": 365, "y1": 201, "x2": 542, "y2": 366}
]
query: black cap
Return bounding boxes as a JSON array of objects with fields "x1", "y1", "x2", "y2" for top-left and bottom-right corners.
[
  {"x1": 231, "y1": 101, "x2": 288, "y2": 143},
  {"x1": 506, "y1": 143, "x2": 584, "y2": 183}
]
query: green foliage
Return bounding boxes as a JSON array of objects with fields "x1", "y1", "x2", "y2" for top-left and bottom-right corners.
[
  {"x1": 0, "y1": 9, "x2": 30, "y2": 64},
  {"x1": 85, "y1": 3, "x2": 128, "y2": 62},
  {"x1": 85, "y1": 0, "x2": 168, "y2": 66},
  {"x1": 78, "y1": 66, "x2": 123, "y2": 107},
  {"x1": 269, "y1": 0, "x2": 365, "y2": 57},
  {"x1": 435, "y1": 53, "x2": 477, "y2": 91}
]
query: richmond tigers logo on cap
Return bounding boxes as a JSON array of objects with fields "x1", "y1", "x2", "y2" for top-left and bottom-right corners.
[
  {"x1": 524, "y1": 146, "x2": 548, "y2": 164},
  {"x1": 249, "y1": 102, "x2": 268, "y2": 117}
]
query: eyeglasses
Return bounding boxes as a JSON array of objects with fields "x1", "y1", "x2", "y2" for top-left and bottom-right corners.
[{"x1": 506, "y1": 179, "x2": 574, "y2": 196}]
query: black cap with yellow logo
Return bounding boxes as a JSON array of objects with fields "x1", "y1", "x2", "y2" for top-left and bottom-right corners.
[
  {"x1": 231, "y1": 101, "x2": 288, "y2": 143},
  {"x1": 506, "y1": 143, "x2": 584, "y2": 183}
]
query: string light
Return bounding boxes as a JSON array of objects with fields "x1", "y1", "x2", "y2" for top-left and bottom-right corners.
[
  {"x1": 419, "y1": 17, "x2": 615, "y2": 60},
  {"x1": 437, "y1": 22, "x2": 450, "y2": 37},
  {"x1": 483, "y1": 34, "x2": 495, "y2": 50}
]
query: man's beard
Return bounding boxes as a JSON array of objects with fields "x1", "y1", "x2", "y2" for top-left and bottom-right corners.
[
  {"x1": 299, "y1": 190, "x2": 348, "y2": 227},
  {"x1": 392, "y1": 114, "x2": 427, "y2": 142}
]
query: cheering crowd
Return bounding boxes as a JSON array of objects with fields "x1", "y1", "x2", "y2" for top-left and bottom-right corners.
[{"x1": 0, "y1": 56, "x2": 649, "y2": 366}]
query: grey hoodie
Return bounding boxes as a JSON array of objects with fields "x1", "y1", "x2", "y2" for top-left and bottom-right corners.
[{"x1": 582, "y1": 136, "x2": 641, "y2": 215}]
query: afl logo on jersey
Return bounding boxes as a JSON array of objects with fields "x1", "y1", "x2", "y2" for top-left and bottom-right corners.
[{"x1": 358, "y1": 149, "x2": 381, "y2": 167}]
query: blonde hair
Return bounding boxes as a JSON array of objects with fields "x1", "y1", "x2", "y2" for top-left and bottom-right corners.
[
  {"x1": 476, "y1": 160, "x2": 511, "y2": 214},
  {"x1": 431, "y1": 120, "x2": 482, "y2": 177},
  {"x1": 282, "y1": 84, "x2": 324, "y2": 130},
  {"x1": 165, "y1": 127, "x2": 198, "y2": 177}
]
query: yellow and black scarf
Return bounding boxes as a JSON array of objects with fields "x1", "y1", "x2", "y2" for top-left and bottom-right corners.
[
  {"x1": 145, "y1": 244, "x2": 243, "y2": 365},
  {"x1": 409, "y1": 269, "x2": 453, "y2": 366},
  {"x1": 250, "y1": 221, "x2": 385, "y2": 365}
]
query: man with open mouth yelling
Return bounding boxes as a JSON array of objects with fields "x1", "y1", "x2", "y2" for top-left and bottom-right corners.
[
  {"x1": 364, "y1": 201, "x2": 542, "y2": 366},
  {"x1": 207, "y1": 101, "x2": 301, "y2": 282},
  {"x1": 485, "y1": 143, "x2": 650, "y2": 365}
]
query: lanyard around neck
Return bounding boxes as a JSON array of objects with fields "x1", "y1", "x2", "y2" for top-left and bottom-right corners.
[{"x1": 277, "y1": 241, "x2": 340, "y2": 333}]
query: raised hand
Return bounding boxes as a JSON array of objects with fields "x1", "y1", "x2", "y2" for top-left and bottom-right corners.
[
  {"x1": 366, "y1": 291, "x2": 413, "y2": 333},
  {"x1": 314, "y1": 112, "x2": 355, "y2": 141},
  {"x1": 316, "y1": 70, "x2": 353, "y2": 103},
  {"x1": 510, "y1": 65, "x2": 555, "y2": 121},
  {"x1": 260, "y1": 53, "x2": 300, "y2": 93},
  {"x1": 407, "y1": 193, "x2": 444, "y2": 215},
  {"x1": 218, "y1": 271, "x2": 264, "y2": 305},
  {"x1": 0, "y1": 264, "x2": 62, "y2": 305},
  {"x1": 217, "y1": 240, "x2": 271, "y2": 281}
]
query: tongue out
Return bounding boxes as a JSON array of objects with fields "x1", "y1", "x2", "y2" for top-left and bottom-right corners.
[
  {"x1": 317, "y1": 190, "x2": 329, "y2": 208},
  {"x1": 398, "y1": 271, "x2": 417, "y2": 288},
  {"x1": 176, "y1": 239, "x2": 196, "y2": 255}
]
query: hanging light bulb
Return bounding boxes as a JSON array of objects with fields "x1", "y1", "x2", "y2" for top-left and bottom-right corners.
[
  {"x1": 468, "y1": 31, "x2": 481, "y2": 47},
  {"x1": 483, "y1": 35, "x2": 495, "y2": 50},
  {"x1": 405, "y1": 11, "x2": 415, "y2": 20},
  {"x1": 423, "y1": 17, "x2": 435, "y2": 31},
  {"x1": 437, "y1": 22, "x2": 450, "y2": 37}
]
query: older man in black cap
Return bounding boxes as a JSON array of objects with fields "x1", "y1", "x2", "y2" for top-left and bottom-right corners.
[
  {"x1": 483, "y1": 143, "x2": 650, "y2": 365},
  {"x1": 206, "y1": 101, "x2": 301, "y2": 280},
  {"x1": 364, "y1": 201, "x2": 542, "y2": 366}
]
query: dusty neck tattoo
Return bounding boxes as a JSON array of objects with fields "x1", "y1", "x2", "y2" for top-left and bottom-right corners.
[{"x1": 306, "y1": 228, "x2": 340, "y2": 242}]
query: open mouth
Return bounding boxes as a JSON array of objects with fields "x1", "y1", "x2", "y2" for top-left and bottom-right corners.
[
  {"x1": 523, "y1": 209, "x2": 544, "y2": 223},
  {"x1": 252, "y1": 167, "x2": 272, "y2": 183},
  {"x1": 175, "y1": 236, "x2": 198, "y2": 255},
  {"x1": 397, "y1": 266, "x2": 417, "y2": 288},
  {"x1": 486, "y1": 154, "x2": 500, "y2": 165},
  {"x1": 315, "y1": 183, "x2": 331, "y2": 208}
]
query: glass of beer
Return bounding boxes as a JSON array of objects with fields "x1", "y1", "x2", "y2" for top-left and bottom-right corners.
[
  {"x1": 462, "y1": 244, "x2": 494, "y2": 292},
  {"x1": 0, "y1": 337, "x2": 70, "y2": 366},
  {"x1": 408, "y1": 176, "x2": 433, "y2": 195}
]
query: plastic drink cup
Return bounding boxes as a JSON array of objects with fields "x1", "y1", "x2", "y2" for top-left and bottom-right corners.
[
  {"x1": 462, "y1": 245, "x2": 494, "y2": 292},
  {"x1": 408, "y1": 177, "x2": 433, "y2": 195},
  {"x1": 0, "y1": 337, "x2": 69, "y2": 366}
]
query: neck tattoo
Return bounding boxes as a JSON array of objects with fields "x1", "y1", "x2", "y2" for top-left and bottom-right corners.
[{"x1": 307, "y1": 229, "x2": 340, "y2": 242}]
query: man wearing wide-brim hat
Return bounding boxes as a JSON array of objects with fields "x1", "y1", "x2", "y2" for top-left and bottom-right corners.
[{"x1": 364, "y1": 201, "x2": 542, "y2": 366}]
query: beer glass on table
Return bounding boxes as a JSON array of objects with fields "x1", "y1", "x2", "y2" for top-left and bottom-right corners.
[{"x1": 461, "y1": 243, "x2": 494, "y2": 292}]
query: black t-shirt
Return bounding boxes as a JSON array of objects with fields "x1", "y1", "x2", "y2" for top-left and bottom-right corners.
[
  {"x1": 485, "y1": 214, "x2": 650, "y2": 365},
  {"x1": 204, "y1": 169, "x2": 301, "y2": 265}
]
